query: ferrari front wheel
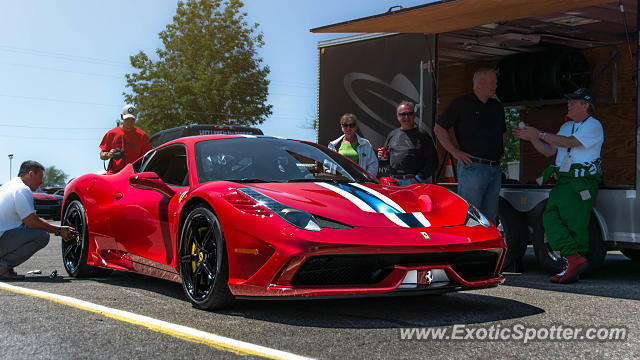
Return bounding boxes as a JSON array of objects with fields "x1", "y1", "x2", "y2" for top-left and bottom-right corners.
[
  {"x1": 61, "y1": 200, "x2": 112, "y2": 277},
  {"x1": 179, "y1": 206, "x2": 234, "y2": 310}
]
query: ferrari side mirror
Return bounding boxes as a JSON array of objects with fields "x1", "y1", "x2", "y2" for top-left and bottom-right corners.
[
  {"x1": 129, "y1": 172, "x2": 176, "y2": 198},
  {"x1": 379, "y1": 177, "x2": 399, "y2": 186}
]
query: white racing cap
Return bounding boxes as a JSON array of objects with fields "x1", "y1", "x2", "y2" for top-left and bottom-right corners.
[{"x1": 121, "y1": 104, "x2": 138, "y2": 120}]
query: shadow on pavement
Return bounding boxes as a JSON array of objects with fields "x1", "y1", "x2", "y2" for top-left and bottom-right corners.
[
  {"x1": 84, "y1": 271, "x2": 186, "y2": 302},
  {"x1": 48, "y1": 268, "x2": 543, "y2": 329},
  {"x1": 220, "y1": 292, "x2": 543, "y2": 329},
  {"x1": 502, "y1": 249, "x2": 640, "y2": 301},
  {"x1": 18, "y1": 275, "x2": 71, "y2": 283}
]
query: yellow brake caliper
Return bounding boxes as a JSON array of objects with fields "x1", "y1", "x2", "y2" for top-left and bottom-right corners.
[{"x1": 192, "y1": 226, "x2": 209, "y2": 283}]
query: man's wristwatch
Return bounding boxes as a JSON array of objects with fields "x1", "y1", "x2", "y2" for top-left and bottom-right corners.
[
  {"x1": 538, "y1": 131, "x2": 547, "y2": 140},
  {"x1": 55, "y1": 227, "x2": 61, "y2": 236}
]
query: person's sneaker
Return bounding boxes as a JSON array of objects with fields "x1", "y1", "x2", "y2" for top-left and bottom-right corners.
[
  {"x1": 553, "y1": 253, "x2": 588, "y2": 284},
  {"x1": 550, "y1": 257, "x2": 568, "y2": 283}
]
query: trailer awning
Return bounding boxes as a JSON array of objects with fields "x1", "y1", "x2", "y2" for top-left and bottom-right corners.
[{"x1": 310, "y1": 0, "x2": 617, "y2": 34}]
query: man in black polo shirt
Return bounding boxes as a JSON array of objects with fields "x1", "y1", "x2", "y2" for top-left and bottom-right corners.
[
  {"x1": 434, "y1": 68, "x2": 506, "y2": 224},
  {"x1": 378, "y1": 101, "x2": 437, "y2": 185}
]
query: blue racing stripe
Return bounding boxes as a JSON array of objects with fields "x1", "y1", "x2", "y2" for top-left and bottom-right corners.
[{"x1": 336, "y1": 183, "x2": 400, "y2": 213}]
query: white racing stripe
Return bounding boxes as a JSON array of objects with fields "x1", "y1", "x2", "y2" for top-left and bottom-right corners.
[
  {"x1": 0, "y1": 282, "x2": 313, "y2": 360},
  {"x1": 349, "y1": 183, "x2": 405, "y2": 212},
  {"x1": 315, "y1": 182, "x2": 375, "y2": 212},
  {"x1": 384, "y1": 213, "x2": 409, "y2": 227},
  {"x1": 412, "y1": 212, "x2": 432, "y2": 227}
]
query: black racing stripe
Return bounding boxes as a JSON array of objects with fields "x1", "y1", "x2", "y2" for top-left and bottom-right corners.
[{"x1": 395, "y1": 213, "x2": 423, "y2": 228}]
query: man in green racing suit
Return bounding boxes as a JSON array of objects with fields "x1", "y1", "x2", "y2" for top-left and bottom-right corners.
[{"x1": 513, "y1": 88, "x2": 604, "y2": 284}]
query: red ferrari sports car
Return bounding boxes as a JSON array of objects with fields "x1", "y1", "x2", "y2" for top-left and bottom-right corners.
[{"x1": 61, "y1": 135, "x2": 505, "y2": 309}]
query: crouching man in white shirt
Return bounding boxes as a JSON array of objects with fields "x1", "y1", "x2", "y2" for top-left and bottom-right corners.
[{"x1": 0, "y1": 161, "x2": 75, "y2": 280}]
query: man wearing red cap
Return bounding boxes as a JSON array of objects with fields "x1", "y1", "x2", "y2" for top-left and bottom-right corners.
[
  {"x1": 99, "y1": 104, "x2": 151, "y2": 174},
  {"x1": 513, "y1": 88, "x2": 604, "y2": 284}
]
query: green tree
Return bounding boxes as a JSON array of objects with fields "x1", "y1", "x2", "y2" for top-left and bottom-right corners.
[
  {"x1": 501, "y1": 108, "x2": 521, "y2": 177},
  {"x1": 42, "y1": 166, "x2": 68, "y2": 187},
  {"x1": 124, "y1": 0, "x2": 272, "y2": 135}
]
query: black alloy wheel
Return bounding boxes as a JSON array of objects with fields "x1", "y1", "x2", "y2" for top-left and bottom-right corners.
[
  {"x1": 179, "y1": 206, "x2": 234, "y2": 310},
  {"x1": 533, "y1": 226, "x2": 565, "y2": 274},
  {"x1": 61, "y1": 200, "x2": 111, "y2": 277}
]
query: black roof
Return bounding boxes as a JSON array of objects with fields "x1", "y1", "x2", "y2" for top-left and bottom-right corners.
[{"x1": 149, "y1": 124, "x2": 264, "y2": 148}]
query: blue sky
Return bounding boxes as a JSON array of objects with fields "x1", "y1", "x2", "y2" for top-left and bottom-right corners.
[{"x1": 0, "y1": 0, "x2": 428, "y2": 181}]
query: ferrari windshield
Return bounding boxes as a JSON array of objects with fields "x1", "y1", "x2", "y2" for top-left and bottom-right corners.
[{"x1": 194, "y1": 137, "x2": 379, "y2": 184}]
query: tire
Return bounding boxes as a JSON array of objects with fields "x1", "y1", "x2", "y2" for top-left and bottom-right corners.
[
  {"x1": 532, "y1": 206, "x2": 607, "y2": 274},
  {"x1": 61, "y1": 200, "x2": 112, "y2": 277},
  {"x1": 179, "y1": 206, "x2": 234, "y2": 310},
  {"x1": 584, "y1": 217, "x2": 607, "y2": 271},
  {"x1": 497, "y1": 198, "x2": 527, "y2": 269},
  {"x1": 620, "y1": 249, "x2": 640, "y2": 261}
]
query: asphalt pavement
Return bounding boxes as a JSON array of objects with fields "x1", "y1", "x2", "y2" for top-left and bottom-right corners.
[{"x1": 1, "y1": 226, "x2": 638, "y2": 359}]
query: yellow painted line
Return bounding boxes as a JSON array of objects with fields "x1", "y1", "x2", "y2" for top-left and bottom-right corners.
[{"x1": 0, "y1": 281, "x2": 313, "y2": 360}]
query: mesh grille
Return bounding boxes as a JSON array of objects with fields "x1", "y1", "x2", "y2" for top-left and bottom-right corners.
[{"x1": 290, "y1": 250, "x2": 501, "y2": 286}]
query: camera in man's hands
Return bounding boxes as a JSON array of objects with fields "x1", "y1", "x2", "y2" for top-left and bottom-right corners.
[{"x1": 112, "y1": 148, "x2": 126, "y2": 160}]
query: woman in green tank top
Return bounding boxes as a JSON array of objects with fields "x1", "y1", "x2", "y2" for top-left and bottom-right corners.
[{"x1": 327, "y1": 113, "x2": 379, "y2": 176}]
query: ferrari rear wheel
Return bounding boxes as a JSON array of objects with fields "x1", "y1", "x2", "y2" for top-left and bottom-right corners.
[
  {"x1": 179, "y1": 206, "x2": 234, "y2": 310},
  {"x1": 62, "y1": 200, "x2": 112, "y2": 277}
]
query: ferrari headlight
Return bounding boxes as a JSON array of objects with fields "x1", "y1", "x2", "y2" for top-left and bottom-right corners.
[
  {"x1": 238, "y1": 188, "x2": 321, "y2": 231},
  {"x1": 279, "y1": 208, "x2": 321, "y2": 231},
  {"x1": 465, "y1": 202, "x2": 491, "y2": 228}
]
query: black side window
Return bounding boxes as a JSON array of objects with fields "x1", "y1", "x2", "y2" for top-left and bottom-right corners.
[
  {"x1": 141, "y1": 145, "x2": 189, "y2": 186},
  {"x1": 132, "y1": 151, "x2": 153, "y2": 173}
]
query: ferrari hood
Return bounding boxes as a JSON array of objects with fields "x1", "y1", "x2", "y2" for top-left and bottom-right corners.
[{"x1": 244, "y1": 182, "x2": 469, "y2": 228}]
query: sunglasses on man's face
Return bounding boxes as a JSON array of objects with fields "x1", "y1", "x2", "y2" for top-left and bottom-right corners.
[
  {"x1": 398, "y1": 111, "x2": 415, "y2": 117},
  {"x1": 341, "y1": 123, "x2": 357, "y2": 128}
]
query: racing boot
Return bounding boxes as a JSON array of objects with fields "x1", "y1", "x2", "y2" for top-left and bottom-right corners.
[
  {"x1": 549, "y1": 257, "x2": 568, "y2": 283},
  {"x1": 551, "y1": 253, "x2": 588, "y2": 284}
]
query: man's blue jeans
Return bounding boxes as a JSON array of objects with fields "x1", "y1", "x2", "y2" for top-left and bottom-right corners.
[
  {"x1": 457, "y1": 162, "x2": 502, "y2": 224},
  {"x1": 0, "y1": 224, "x2": 49, "y2": 268}
]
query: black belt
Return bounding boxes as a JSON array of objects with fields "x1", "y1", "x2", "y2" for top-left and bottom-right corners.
[
  {"x1": 391, "y1": 174, "x2": 416, "y2": 179},
  {"x1": 471, "y1": 157, "x2": 500, "y2": 166}
]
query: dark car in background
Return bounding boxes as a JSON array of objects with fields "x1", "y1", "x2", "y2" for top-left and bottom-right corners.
[
  {"x1": 149, "y1": 124, "x2": 263, "y2": 148},
  {"x1": 33, "y1": 191, "x2": 63, "y2": 221},
  {"x1": 41, "y1": 186, "x2": 64, "y2": 195},
  {"x1": 0, "y1": 184, "x2": 63, "y2": 221}
]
